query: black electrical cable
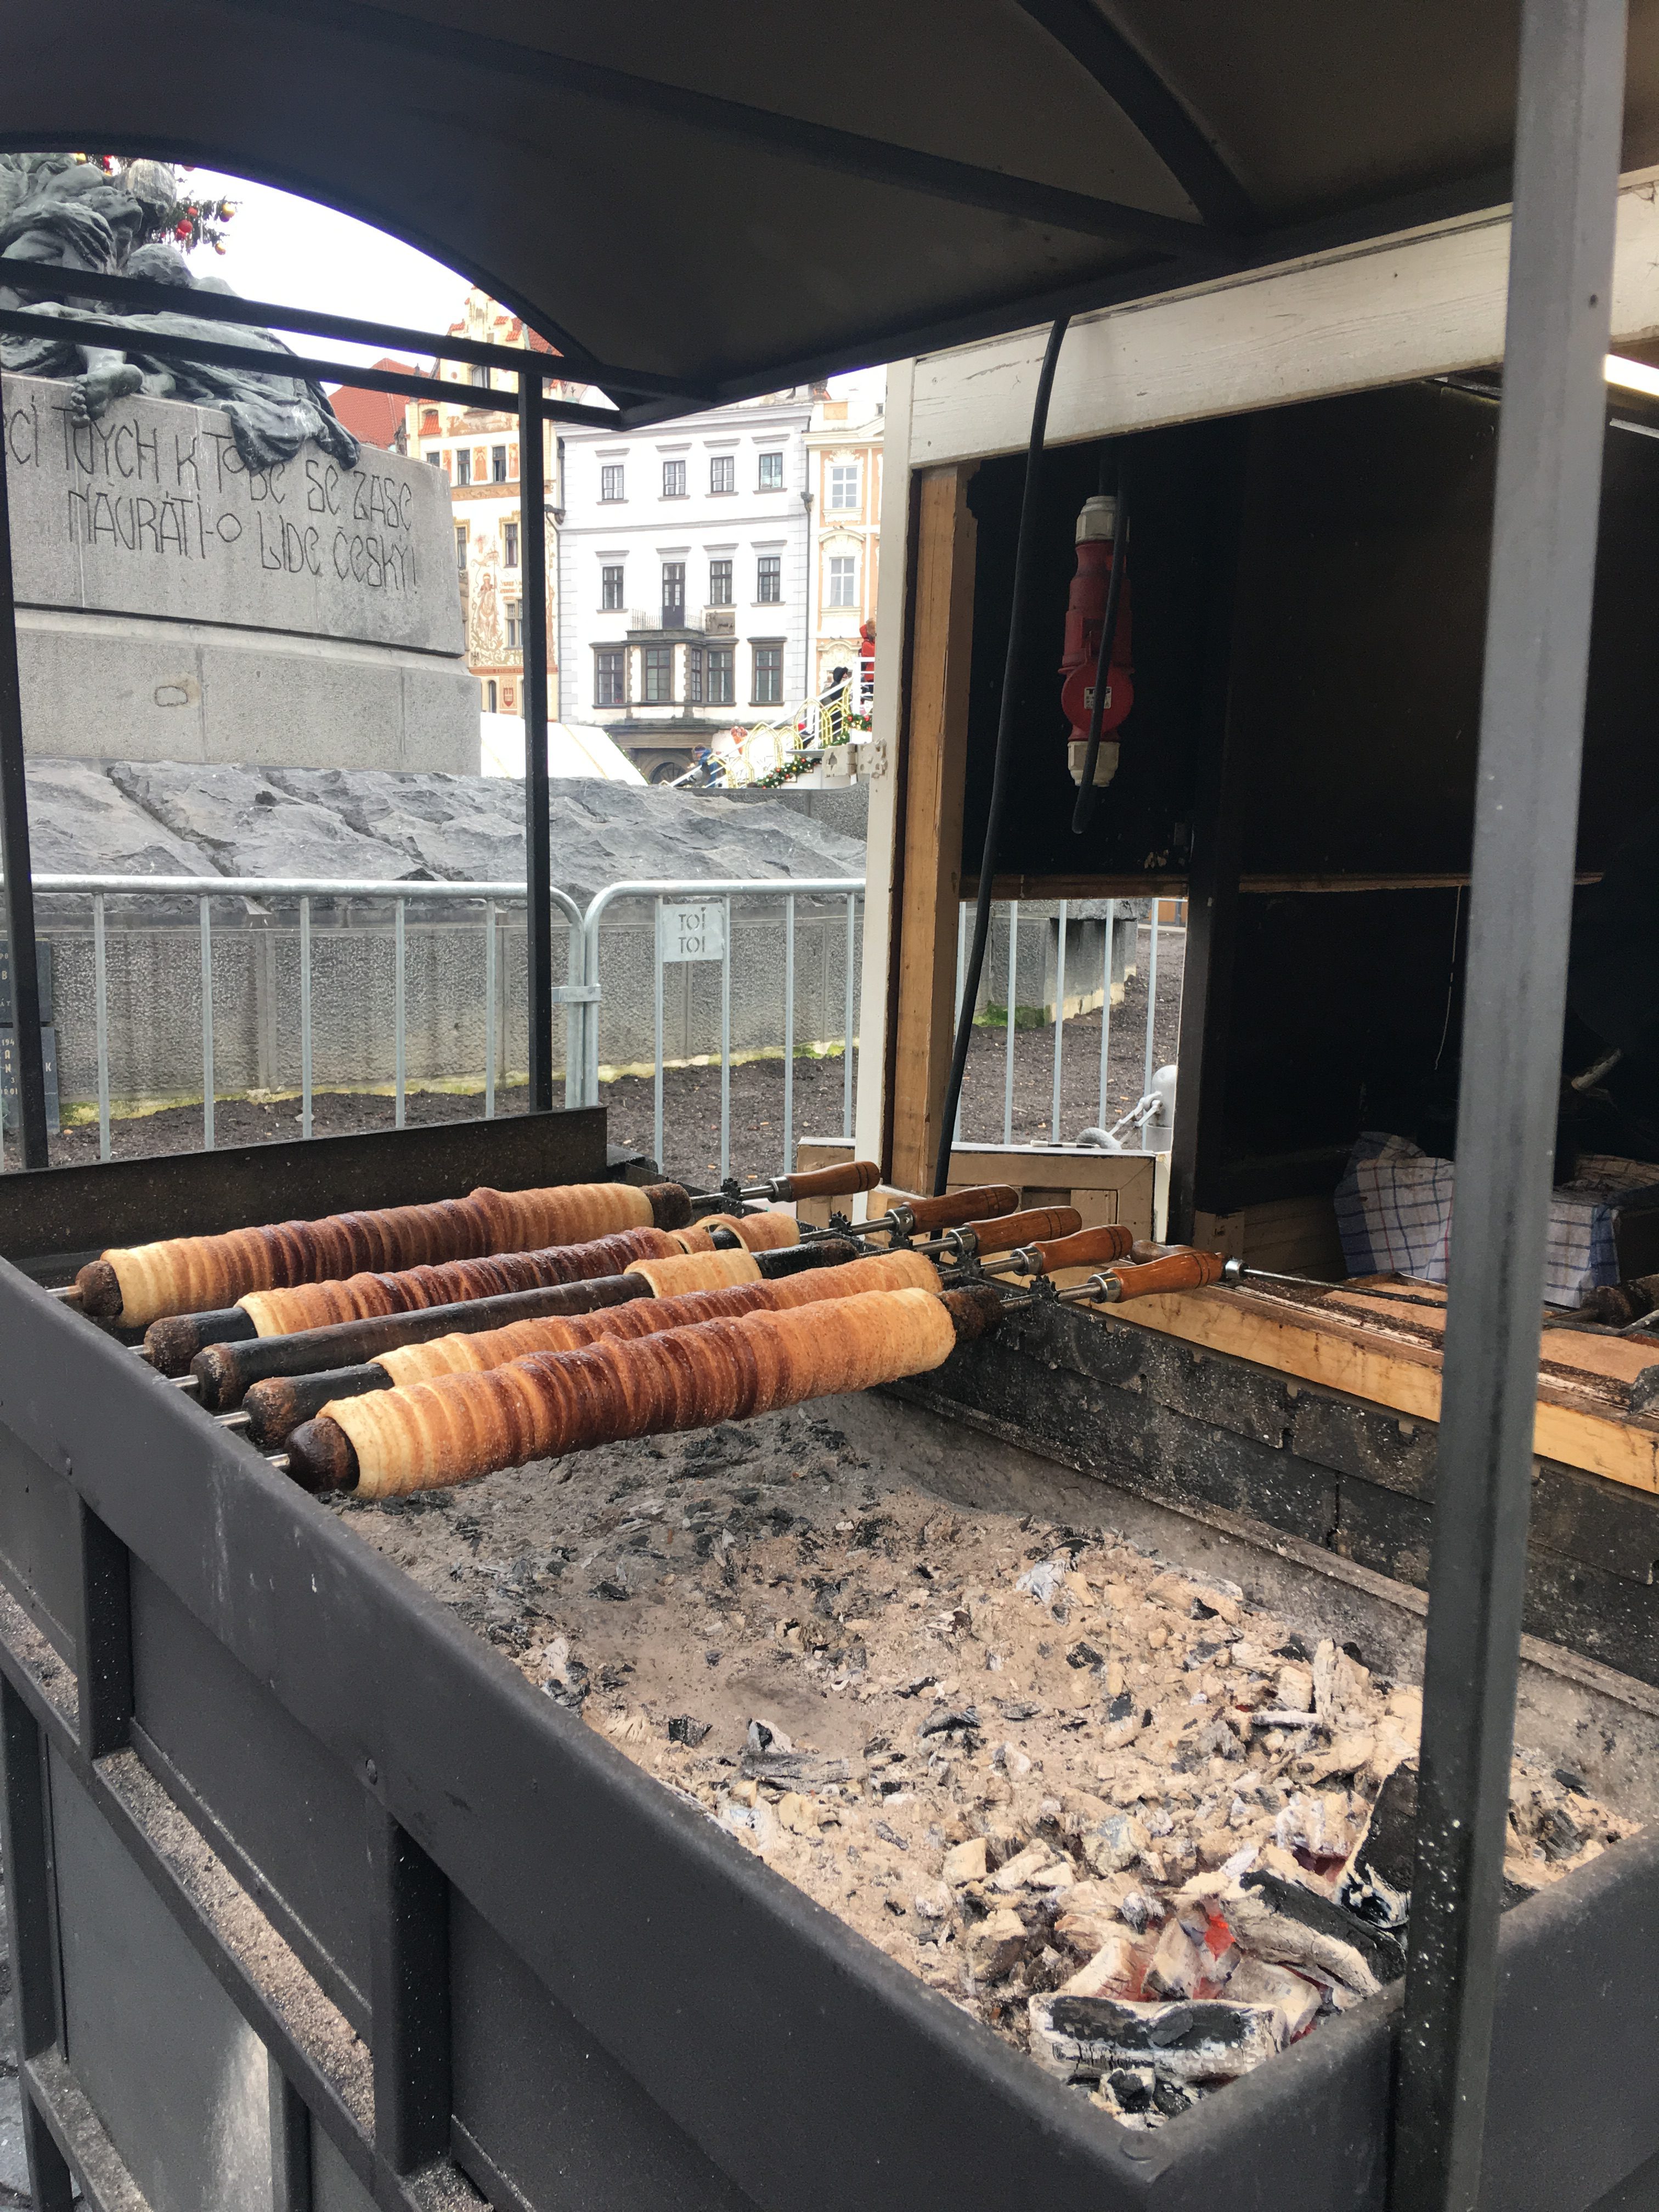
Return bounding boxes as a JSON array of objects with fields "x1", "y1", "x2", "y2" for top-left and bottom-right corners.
[
  {"x1": 1070, "y1": 465, "x2": 1130, "y2": 834},
  {"x1": 932, "y1": 314, "x2": 1069, "y2": 1195}
]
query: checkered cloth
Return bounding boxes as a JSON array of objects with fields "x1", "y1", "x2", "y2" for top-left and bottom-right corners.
[{"x1": 1334, "y1": 1133, "x2": 1659, "y2": 1309}]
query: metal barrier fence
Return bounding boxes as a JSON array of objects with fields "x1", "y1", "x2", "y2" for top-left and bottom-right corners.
[{"x1": 1, "y1": 876, "x2": 1182, "y2": 1181}]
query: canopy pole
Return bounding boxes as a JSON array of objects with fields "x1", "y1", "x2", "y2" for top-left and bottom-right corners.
[
  {"x1": 1390, "y1": 3, "x2": 1627, "y2": 2206},
  {"x1": 519, "y1": 371, "x2": 554, "y2": 1114},
  {"x1": 0, "y1": 381, "x2": 49, "y2": 1169}
]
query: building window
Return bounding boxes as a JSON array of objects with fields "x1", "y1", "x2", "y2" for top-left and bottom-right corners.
[
  {"x1": 708, "y1": 557, "x2": 732, "y2": 606},
  {"x1": 423, "y1": 445, "x2": 442, "y2": 467},
  {"x1": 827, "y1": 554, "x2": 857, "y2": 608},
  {"x1": 687, "y1": 646, "x2": 704, "y2": 704},
  {"x1": 600, "y1": 463, "x2": 625, "y2": 502},
  {"x1": 601, "y1": 562, "x2": 624, "y2": 610},
  {"x1": 467, "y1": 363, "x2": 489, "y2": 389},
  {"x1": 828, "y1": 461, "x2": 860, "y2": 510},
  {"x1": 455, "y1": 448, "x2": 472, "y2": 486},
  {"x1": 642, "y1": 645, "x2": 675, "y2": 704},
  {"x1": 710, "y1": 454, "x2": 735, "y2": 494},
  {"x1": 758, "y1": 450, "x2": 785, "y2": 490},
  {"x1": 707, "y1": 645, "x2": 735, "y2": 707},
  {"x1": 662, "y1": 458, "x2": 687, "y2": 498},
  {"x1": 455, "y1": 523, "x2": 469, "y2": 571},
  {"x1": 491, "y1": 444, "x2": 508, "y2": 482},
  {"x1": 757, "y1": 553, "x2": 781, "y2": 603},
  {"x1": 506, "y1": 599, "x2": 522, "y2": 650},
  {"x1": 503, "y1": 521, "x2": 520, "y2": 568},
  {"x1": 595, "y1": 647, "x2": 625, "y2": 707},
  {"x1": 484, "y1": 679, "x2": 498, "y2": 712},
  {"x1": 662, "y1": 561, "x2": 685, "y2": 625},
  {"x1": 753, "y1": 644, "x2": 783, "y2": 706}
]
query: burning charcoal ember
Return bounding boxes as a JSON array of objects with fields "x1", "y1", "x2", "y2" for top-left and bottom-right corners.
[
  {"x1": 1183, "y1": 1869, "x2": 1405, "y2": 1996},
  {"x1": 1226, "y1": 1957, "x2": 1322, "y2": 2039},
  {"x1": 1028, "y1": 1993, "x2": 1286, "y2": 2086},
  {"x1": 1338, "y1": 1763, "x2": 1417, "y2": 1929},
  {"x1": 1142, "y1": 1917, "x2": 1206, "y2": 2000}
]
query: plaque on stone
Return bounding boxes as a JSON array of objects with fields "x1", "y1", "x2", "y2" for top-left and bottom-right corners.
[
  {"x1": 0, "y1": 1026, "x2": 60, "y2": 1135},
  {"x1": 0, "y1": 941, "x2": 52, "y2": 1026}
]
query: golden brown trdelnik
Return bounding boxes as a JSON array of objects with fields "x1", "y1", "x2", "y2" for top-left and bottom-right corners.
[
  {"x1": 237, "y1": 1224, "x2": 687, "y2": 1337},
  {"x1": 78, "y1": 1181, "x2": 688, "y2": 1327},
  {"x1": 301, "y1": 1284, "x2": 1000, "y2": 1500},
  {"x1": 375, "y1": 1249, "x2": 941, "y2": 1385}
]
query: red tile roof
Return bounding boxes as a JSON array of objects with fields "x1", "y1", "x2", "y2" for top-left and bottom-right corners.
[{"x1": 329, "y1": 359, "x2": 414, "y2": 449}]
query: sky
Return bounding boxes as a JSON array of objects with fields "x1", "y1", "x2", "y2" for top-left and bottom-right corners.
[
  {"x1": 179, "y1": 165, "x2": 888, "y2": 410},
  {"x1": 180, "y1": 168, "x2": 472, "y2": 369}
]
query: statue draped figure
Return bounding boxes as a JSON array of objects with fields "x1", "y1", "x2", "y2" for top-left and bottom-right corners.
[{"x1": 0, "y1": 154, "x2": 360, "y2": 475}]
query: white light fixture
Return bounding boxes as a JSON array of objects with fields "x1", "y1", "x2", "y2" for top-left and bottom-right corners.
[{"x1": 1605, "y1": 353, "x2": 1659, "y2": 397}]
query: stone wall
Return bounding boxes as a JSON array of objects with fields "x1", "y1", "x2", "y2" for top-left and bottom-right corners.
[{"x1": 2, "y1": 374, "x2": 477, "y2": 771}]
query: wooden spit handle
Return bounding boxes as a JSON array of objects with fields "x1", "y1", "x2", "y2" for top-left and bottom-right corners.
[
  {"x1": 1008, "y1": 1223, "x2": 1133, "y2": 1273},
  {"x1": 1105, "y1": 1250, "x2": 1226, "y2": 1300},
  {"x1": 963, "y1": 1207, "x2": 1083, "y2": 1257},
  {"x1": 895, "y1": 1184, "x2": 1020, "y2": 1234},
  {"x1": 773, "y1": 1160, "x2": 881, "y2": 1200}
]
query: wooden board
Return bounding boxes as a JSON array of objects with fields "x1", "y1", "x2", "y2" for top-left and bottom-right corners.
[
  {"x1": 1107, "y1": 1284, "x2": 1659, "y2": 1498},
  {"x1": 905, "y1": 179, "x2": 1659, "y2": 467},
  {"x1": 885, "y1": 464, "x2": 976, "y2": 1195}
]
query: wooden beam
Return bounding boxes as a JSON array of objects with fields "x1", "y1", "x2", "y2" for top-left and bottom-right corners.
[
  {"x1": 1107, "y1": 1289, "x2": 1659, "y2": 1497},
  {"x1": 906, "y1": 172, "x2": 1659, "y2": 466},
  {"x1": 885, "y1": 464, "x2": 978, "y2": 1193}
]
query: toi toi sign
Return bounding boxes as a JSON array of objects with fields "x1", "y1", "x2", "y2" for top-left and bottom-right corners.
[{"x1": 658, "y1": 901, "x2": 726, "y2": 964}]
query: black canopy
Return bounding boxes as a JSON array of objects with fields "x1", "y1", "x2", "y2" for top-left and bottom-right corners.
[{"x1": 7, "y1": 0, "x2": 1659, "y2": 416}]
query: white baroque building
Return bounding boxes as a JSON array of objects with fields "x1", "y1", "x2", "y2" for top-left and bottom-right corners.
[{"x1": 556, "y1": 395, "x2": 812, "y2": 781}]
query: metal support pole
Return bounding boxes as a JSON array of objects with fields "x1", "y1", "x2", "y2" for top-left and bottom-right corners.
[
  {"x1": 520, "y1": 373, "x2": 554, "y2": 1113},
  {"x1": 1391, "y1": 4, "x2": 1627, "y2": 2206},
  {"x1": 843, "y1": 893, "x2": 856, "y2": 1143},
  {"x1": 0, "y1": 380, "x2": 49, "y2": 1168},
  {"x1": 653, "y1": 897, "x2": 664, "y2": 1171}
]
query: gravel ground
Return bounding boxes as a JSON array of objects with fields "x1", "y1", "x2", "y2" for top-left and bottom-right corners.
[
  {"x1": 341, "y1": 1381, "x2": 1631, "y2": 2132},
  {"x1": 5, "y1": 928, "x2": 1183, "y2": 1188}
]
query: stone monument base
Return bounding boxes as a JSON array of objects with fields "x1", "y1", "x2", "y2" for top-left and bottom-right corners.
[{"x1": 18, "y1": 607, "x2": 479, "y2": 771}]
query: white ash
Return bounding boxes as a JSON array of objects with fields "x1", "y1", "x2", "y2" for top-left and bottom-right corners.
[{"x1": 340, "y1": 1402, "x2": 1637, "y2": 2131}]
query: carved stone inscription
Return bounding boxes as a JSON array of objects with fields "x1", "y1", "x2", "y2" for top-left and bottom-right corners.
[{"x1": 2, "y1": 375, "x2": 461, "y2": 656}]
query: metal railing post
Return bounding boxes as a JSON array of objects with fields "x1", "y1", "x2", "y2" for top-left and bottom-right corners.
[
  {"x1": 484, "y1": 900, "x2": 497, "y2": 1120},
  {"x1": 199, "y1": 895, "x2": 214, "y2": 1150},
  {"x1": 953, "y1": 902, "x2": 968, "y2": 1146},
  {"x1": 1003, "y1": 900, "x2": 1018, "y2": 1147},
  {"x1": 394, "y1": 895, "x2": 407, "y2": 1129},
  {"x1": 1098, "y1": 898, "x2": 1115, "y2": 1127},
  {"x1": 653, "y1": 897, "x2": 665, "y2": 1171},
  {"x1": 719, "y1": 893, "x2": 732, "y2": 1181},
  {"x1": 1142, "y1": 900, "x2": 1160, "y2": 1101},
  {"x1": 782, "y1": 892, "x2": 796, "y2": 1178},
  {"x1": 93, "y1": 891, "x2": 110, "y2": 1163},
  {"x1": 299, "y1": 896, "x2": 313, "y2": 1141},
  {"x1": 1051, "y1": 898, "x2": 1067, "y2": 1142},
  {"x1": 843, "y1": 893, "x2": 856, "y2": 1144}
]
